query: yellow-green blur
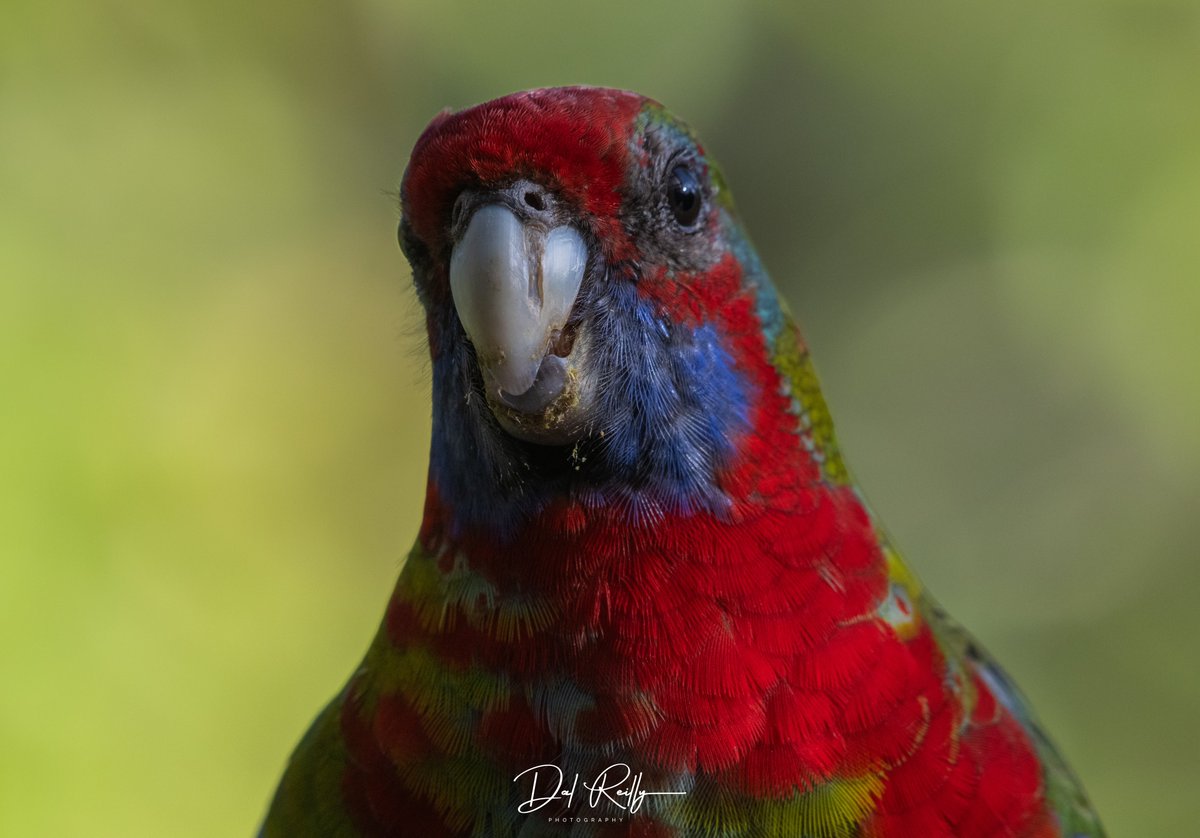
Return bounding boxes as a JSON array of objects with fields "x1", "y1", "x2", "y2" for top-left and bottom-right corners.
[{"x1": 1, "y1": 1, "x2": 1196, "y2": 836}]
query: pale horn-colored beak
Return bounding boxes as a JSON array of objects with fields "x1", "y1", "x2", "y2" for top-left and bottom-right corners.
[{"x1": 449, "y1": 198, "x2": 587, "y2": 414}]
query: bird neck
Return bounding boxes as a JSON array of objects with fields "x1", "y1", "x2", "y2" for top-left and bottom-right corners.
[{"x1": 385, "y1": 303, "x2": 880, "y2": 667}]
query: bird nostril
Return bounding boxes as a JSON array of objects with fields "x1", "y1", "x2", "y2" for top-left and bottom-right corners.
[{"x1": 523, "y1": 191, "x2": 545, "y2": 212}]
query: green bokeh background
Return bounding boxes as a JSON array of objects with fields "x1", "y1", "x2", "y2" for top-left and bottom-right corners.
[{"x1": 3, "y1": 1, "x2": 1197, "y2": 835}]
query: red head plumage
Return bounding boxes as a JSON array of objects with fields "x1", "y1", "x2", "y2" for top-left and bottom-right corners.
[{"x1": 400, "y1": 86, "x2": 648, "y2": 261}]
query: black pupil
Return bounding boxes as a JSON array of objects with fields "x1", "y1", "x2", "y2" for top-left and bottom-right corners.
[{"x1": 668, "y1": 165, "x2": 701, "y2": 227}]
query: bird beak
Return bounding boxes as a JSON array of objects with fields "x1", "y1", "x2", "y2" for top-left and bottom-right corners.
[{"x1": 449, "y1": 200, "x2": 587, "y2": 414}]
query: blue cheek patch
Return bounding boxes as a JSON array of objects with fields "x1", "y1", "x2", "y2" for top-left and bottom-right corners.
[{"x1": 427, "y1": 279, "x2": 753, "y2": 540}]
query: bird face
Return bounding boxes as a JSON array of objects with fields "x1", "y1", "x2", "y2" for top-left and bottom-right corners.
[{"x1": 400, "y1": 87, "x2": 739, "y2": 452}]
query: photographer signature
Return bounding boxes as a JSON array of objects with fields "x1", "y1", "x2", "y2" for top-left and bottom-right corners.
[{"x1": 513, "y1": 763, "x2": 688, "y2": 815}]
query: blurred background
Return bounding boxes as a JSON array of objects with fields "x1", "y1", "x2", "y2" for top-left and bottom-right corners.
[{"x1": 2, "y1": 0, "x2": 1196, "y2": 834}]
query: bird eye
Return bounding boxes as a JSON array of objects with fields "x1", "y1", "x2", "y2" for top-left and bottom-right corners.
[{"x1": 666, "y1": 164, "x2": 702, "y2": 228}]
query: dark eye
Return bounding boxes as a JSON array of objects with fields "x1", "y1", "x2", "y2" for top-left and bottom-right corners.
[{"x1": 667, "y1": 164, "x2": 702, "y2": 228}]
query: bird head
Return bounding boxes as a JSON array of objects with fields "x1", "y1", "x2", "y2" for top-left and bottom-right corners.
[{"x1": 399, "y1": 87, "x2": 796, "y2": 536}]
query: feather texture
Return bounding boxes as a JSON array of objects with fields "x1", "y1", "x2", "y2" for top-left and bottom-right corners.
[{"x1": 262, "y1": 87, "x2": 1104, "y2": 838}]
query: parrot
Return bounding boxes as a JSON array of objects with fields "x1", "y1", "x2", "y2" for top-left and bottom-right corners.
[{"x1": 261, "y1": 87, "x2": 1105, "y2": 837}]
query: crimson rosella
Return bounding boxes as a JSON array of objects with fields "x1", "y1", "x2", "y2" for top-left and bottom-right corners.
[{"x1": 261, "y1": 87, "x2": 1105, "y2": 838}]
